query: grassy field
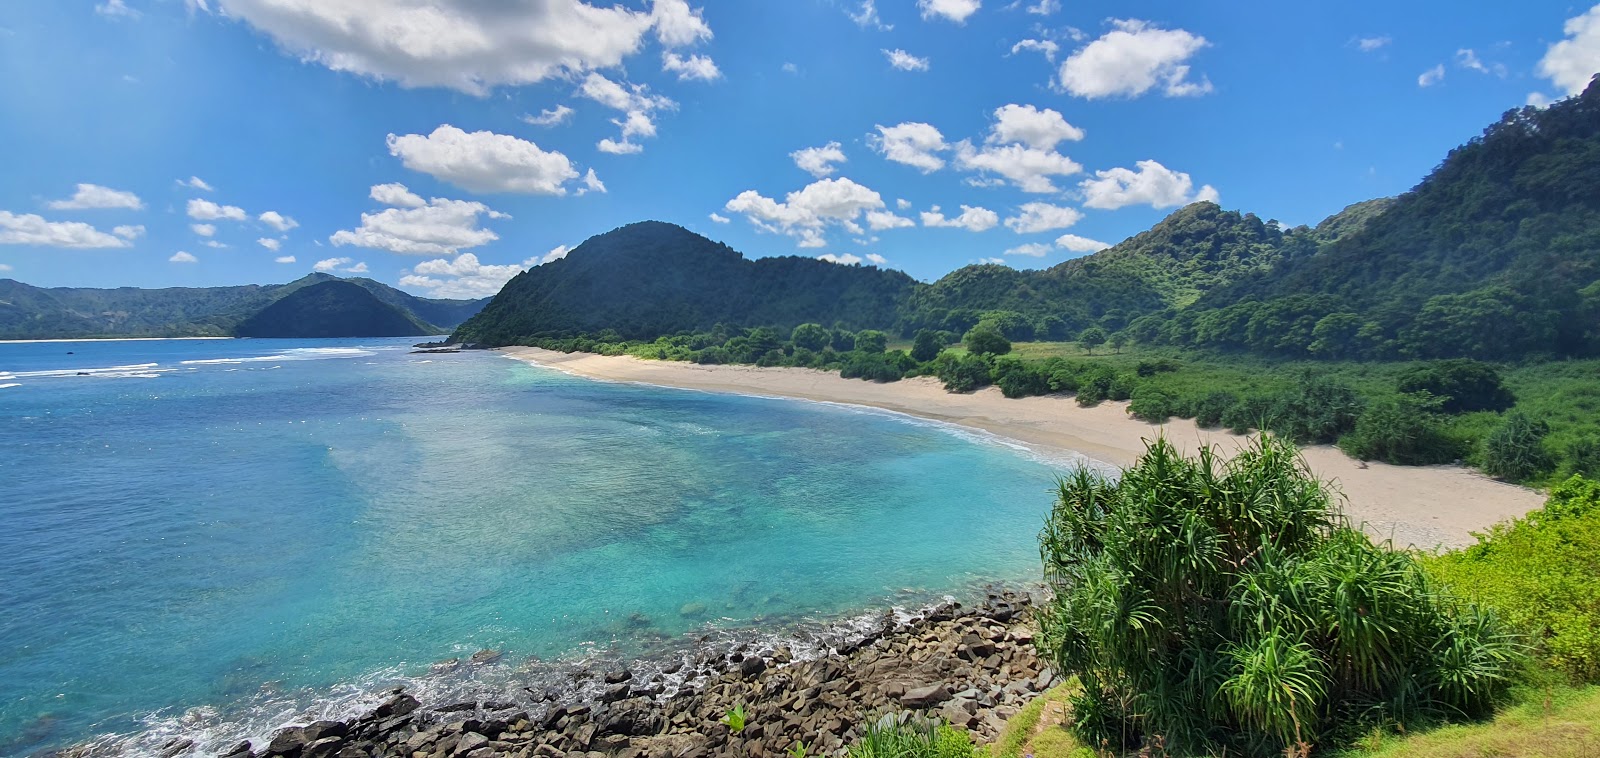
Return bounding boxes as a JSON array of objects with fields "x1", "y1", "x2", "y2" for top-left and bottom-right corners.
[{"x1": 985, "y1": 683, "x2": 1600, "y2": 758}]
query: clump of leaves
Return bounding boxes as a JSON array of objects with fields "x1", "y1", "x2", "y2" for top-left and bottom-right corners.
[
  {"x1": 720, "y1": 704, "x2": 747, "y2": 734},
  {"x1": 1036, "y1": 435, "x2": 1520, "y2": 757},
  {"x1": 846, "y1": 713, "x2": 978, "y2": 758},
  {"x1": 1483, "y1": 412, "x2": 1553, "y2": 482},
  {"x1": 1425, "y1": 476, "x2": 1600, "y2": 683}
]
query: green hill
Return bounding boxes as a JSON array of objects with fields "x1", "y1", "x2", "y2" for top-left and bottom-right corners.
[
  {"x1": 452, "y1": 221, "x2": 917, "y2": 344},
  {"x1": 234, "y1": 280, "x2": 435, "y2": 338},
  {"x1": 0, "y1": 273, "x2": 486, "y2": 340}
]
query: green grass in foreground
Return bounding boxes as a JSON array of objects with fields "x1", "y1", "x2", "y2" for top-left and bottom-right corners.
[
  {"x1": 1338, "y1": 686, "x2": 1600, "y2": 758},
  {"x1": 988, "y1": 683, "x2": 1600, "y2": 758}
]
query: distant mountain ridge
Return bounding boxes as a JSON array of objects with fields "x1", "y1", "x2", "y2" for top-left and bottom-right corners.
[
  {"x1": 453, "y1": 221, "x2": 918, "y2": 344},
  {"x1": 0, "y1": 273, "x2": 488, "y2": 340},
  {"x1": 457, "y1": 80, "x2": 1600, "y2": 362},
  {"x1": 236, "y1": 280, "x2": 435, "y2": 338}
]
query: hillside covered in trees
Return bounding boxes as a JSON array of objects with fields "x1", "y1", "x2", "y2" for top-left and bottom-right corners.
[
  {"x1": 452, "y1": 221, "x2": 918, "y2": 345},
  {"x1": 461, "y1": 79, "x2": 1600, "y2": 365},
  {"x1": 0, "y1": 273, "x2": 485, "y2": 339},
  {"x1": 235, "y1": 280, "x2": 435, "y2": 338}
]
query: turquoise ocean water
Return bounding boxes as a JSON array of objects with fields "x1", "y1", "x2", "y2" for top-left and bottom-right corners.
[{"x1": 0, "y1": 337, "x2": 1099, "y2": 756}]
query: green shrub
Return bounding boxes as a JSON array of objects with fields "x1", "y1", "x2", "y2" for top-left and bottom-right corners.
[
  {"x1": 1482, "y1": 412, "x2": 1554, "y2": 482},
  {"x1": 1135, "y1": 358, "x2": 1182, "y2": 377},
  {"x1": 1264, "y1": 376, "x2": 1364, "y2": 444},
  {"x1": 993, "y1": 357, "x2": 1052, "y2": 399},
  {"x1": 1339, "y1": 393, "x2": 1462, "y2": 465},
  {"x1": 1223, "y1": 394, "x2": 1277, "y2": 434},
  {"x1": 1397, "y1": 359, "x2": 1516, "y2": 414},
  {"x1": 933, "y1": 353, "x2": 992, "y2": 393},
  {"x1": 854, "y1": 330, "x2": 888, "y2": 354},
  {"x1": 1424, "y1": 476, "x2": 1600, "y2": 683},
  {"x1": 1191, "y1": 390, "x2": 1240, "y2": 428},
  {"x1": 845, "y1": 713, "x2": 978, "y2": 758},
  {"x1": 964, "y1": 325, "x2": 1011, "y2": 357},
  {"x1": 1129, "y1": 386, "x2": 1180, "y2": 422},
  {"x1": 839, "y1": 350, "x2": 912, "y2": 382},
  {"x1": 1566, "y1": 434, "x2": 1600, "y2": 478},
  {"x1": 1107, "y1": 372, "x2": 1136, "y2": 402},
  {"x1": 1037, "y1": 436, "x2": 1519, "y2": 756}
]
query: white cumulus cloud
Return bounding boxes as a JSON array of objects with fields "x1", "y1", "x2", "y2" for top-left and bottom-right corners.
[
  {"x1": 1004, "y1": 242, "x2": 1052, "y2": 257},
  {"x1": 259, "y1": 210, "x2": 298, "y2": 232},
  {"x1": 47, "y1": 183, "x2": 144, "y2": 211},
  {"x1": 188, "y1": 0, "x2": 712, "y2": 96},
  {"x1": 870, "y1": 122, "x2": 949, "y2": 173},
  {"x1": 709, "y1": 212, "x2": 730, "y2": 223},
  {"x1": 662, "y1": 51, "x2": 721, "y2": 81},
  {"x1": 370, "y1": 183, "x2": 426, "y2": 208},
  {"x1": 187, "y1": 198, "x2": 247, "y2": 221},
  {"x1": 725, "y1": 177, "x2": 892, "y2": 248},
  {"x1": 1011, "y1": 39, "x2": 1059, "y2": 62},
  {"x1": 792, "y1": 142, "x2": 848, "y2": 178},
  {"x1": 1537, "y1": 5, "x2": 1600, "y2": 97},
  {"x1": 191, "y1": 223, "x2": 216, "y2": 237},
  {"x1": 113, "y1": 224, "x2": 145, "y2": 240},
  {"x1": 387, "y1": 125, "x2": 580, "y2": 194},
  {"x1": 918, "y1": 0, "x2": 980, "y2": 24},
  {"x1": 258, "y1": 238, "x2": 282, "y2": 251},
  {"x1": 178, "y1": 176, "x2": 214, "y2": 191},
  {"x1": 884, "y1": 49, "x2": 930, "y2": 71},
  {"x1": 169, "y1": 251, "x2": 198, "y2": 263},
  {"x1": 313, "y1": 256, "x2": 367, "y2": 273},
  {"x1": 523, "y1": 105, "x2": 576, "y2": 127},
  {"x1": 575, "y1": 72, "x2": 676, "y2": 154},
  {"x1": 1055, "y1": 233, "x2": 1110, "y2": 253},
  {"x1": 1418, "y1": 64, "x2": 1445, "y2": 87},
  {"x1": 399, "y1": 252, "x2": 536, "y2": 298},
  {"x1": 0, "y1": 211, "x2": 131, "y2": 248},
  {"x1": 849, "y1": 0, "x2": 890, "y2": 30},
  {"x1": 1059, "y1": 19, "x2": 1212, "y2": 99},
  {"x1": 1079, "y1": 159, "x2": 1218, "y2": 210},
  {"x1": 1004, "y1": 202, "x2": 1083, "y2": 233},
  {"x1": 954, "y1": 142, "x2": 1082, "y2": 193},
  {"x1": 818, "y1": 253, "x2": 864, "y2": 265},
  {"x1": 275, "y1": 255, "x2": 297, "y2": 264},
  {"x1": 921, "y1": 204, "x2": 999, "y2": 232},
  {"x1": 987, "y1": 104, "x2": 1084, "y2": 150},
  {"x1": 330, "y1": 182, "x2": 507, "y2": 255}
]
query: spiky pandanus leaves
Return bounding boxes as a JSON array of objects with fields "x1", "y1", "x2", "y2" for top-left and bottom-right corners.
[{"x1": 1036, "y1": 435, "x2": 1520, "y2": 756}]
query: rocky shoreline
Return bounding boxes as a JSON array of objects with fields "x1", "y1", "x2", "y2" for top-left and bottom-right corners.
[{"x1": 110, "y1": 590, "x2": 1051, "y2": 758}]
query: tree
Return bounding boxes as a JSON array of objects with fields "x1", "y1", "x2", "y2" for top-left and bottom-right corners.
[
  {"x1": 853, "y1": 329, "x2": 887, "y2": 353},
  {"x1": 1397, "y1": 359, "x2": 1515, "y2": 413},
  {"x1": 1078, "y1": 326, "x2": 1107, "y2": 354},
  {"x1": 1038, "y1": 436, "x2": 1518, "y2": 756},
  {"x1": 910, "y1": 329, "x2": 943, "y2": 362},
  {"x1": 1109, "y1": 331, "x2": 1127, "y2": 354},
  {"x1": 964, "y1": 325, "x2": 1011, "y2": 356},
  {"x1": 790, "y1": 323, "x2": 830, "y2": 351}
]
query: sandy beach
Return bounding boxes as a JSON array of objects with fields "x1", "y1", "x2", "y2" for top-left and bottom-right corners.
[{"x1": 503, "y1": 347, "x2": 1545, "y2": 551}]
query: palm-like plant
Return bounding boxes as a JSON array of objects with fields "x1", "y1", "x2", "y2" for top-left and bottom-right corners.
[{"x1": 1036, "y1": 435, "x2": 1520, "y2": 756}]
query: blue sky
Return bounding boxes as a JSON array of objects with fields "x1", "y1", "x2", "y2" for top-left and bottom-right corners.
[{"x1": 0, "y1": 1, "x2": 1594, "y2": 298}]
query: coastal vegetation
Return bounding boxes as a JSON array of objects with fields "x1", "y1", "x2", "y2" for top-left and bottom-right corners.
[
  {"x1": 1036, "y1": 436, "x2": 1519, "y2": 756},
  {"x1": 451, "y1": 81, "x2": 1600, "y2": 487}
]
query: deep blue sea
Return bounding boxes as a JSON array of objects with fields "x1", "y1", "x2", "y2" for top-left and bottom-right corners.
[{"x1": 0, "y1": 337, "x2": 1093, "y2": 756}]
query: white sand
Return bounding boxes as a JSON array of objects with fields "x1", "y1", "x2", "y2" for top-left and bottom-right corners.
[{"x1": 502, "y1": 347, "x2": 1545, "y2": 551}]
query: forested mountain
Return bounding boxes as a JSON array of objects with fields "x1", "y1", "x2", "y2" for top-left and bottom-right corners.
[
  {"x1": 0, "y1": 273, "x2": 486, "y2": 339},
  {"x1": 463, "y1": 80, "x2": 1600, "y2": 363},
  {"x1": 235, "y1": 280, "x2": 435, "y2": 338},
  {"x1": 452, "y1": 221, "x2": 917, "y2": 344}
]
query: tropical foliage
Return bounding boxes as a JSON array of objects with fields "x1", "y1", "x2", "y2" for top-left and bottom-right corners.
[
  {"x1": 1424, "y1": 476, "x2": 1600, "y2": 684},
  {"x1": 1036, "y1": 436, "x2": 1520, "y2": 756}
]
